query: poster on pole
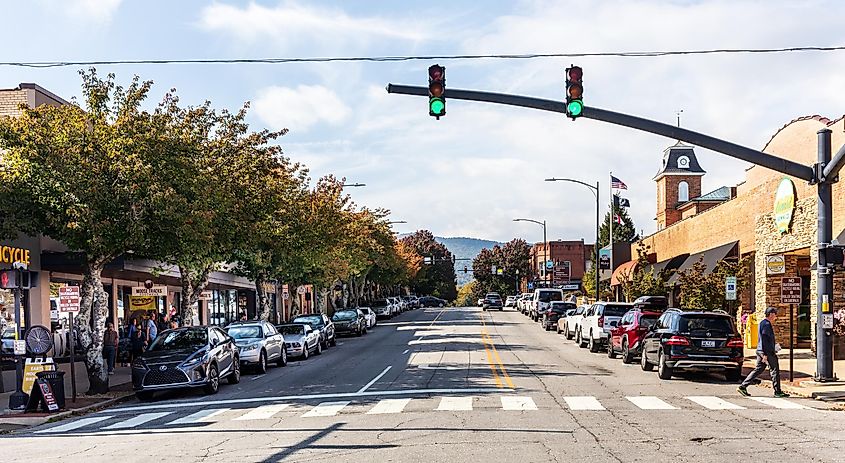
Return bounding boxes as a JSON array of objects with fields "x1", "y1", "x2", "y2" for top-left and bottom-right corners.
[{"x1": 725, "y1": 276, "x2": 737, "y2": 301}]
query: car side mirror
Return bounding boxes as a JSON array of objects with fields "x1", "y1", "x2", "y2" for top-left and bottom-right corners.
[{"x1": 210, "y1": 338, "x2": 219, "y2": 347}]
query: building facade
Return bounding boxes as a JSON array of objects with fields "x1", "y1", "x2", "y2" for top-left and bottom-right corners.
[{"x1": 529, "y1": 240, "x2": 592, "y2": 291}]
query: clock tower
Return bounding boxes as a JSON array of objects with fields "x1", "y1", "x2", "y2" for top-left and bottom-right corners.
[{"x1": 654, "y1": 142, "x2": 705, "y2": 230}]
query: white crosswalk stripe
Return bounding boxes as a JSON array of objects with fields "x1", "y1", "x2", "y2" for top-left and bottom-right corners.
[
  {"x1": 35, "y1": 416, "x2": 112, "y2": 434},
  {"x1": 167, "y1": 408, "x2": 229, "y2": 425},
  {"x1": 748, "y1": 397, "x2": 808, "y2": 409},
  {"x1": 437, "y1": 396, "x2": 473, "y2": 411},
  {"x1": 103, "y1": 412, "x2": 172, "y2": 430},
  {"x1": 501, "y1": 396, "x2": 537, "y2": 411},
  {"x1": 302, "y1": 401, "x2": 350, "y2": 417},
  {"x1": 233, "y1": 404, "x2": 290, "y2": 421},
  {"x1": 563, "y1": 396, "x2": 606, "y2": 410},
  {"x1": 686, "y1": 396, "x2": 745, "y2": 410},
  {"x1": 367, "y1": 398, "x2": 412, "y2": 415},
  {"x1": 626, "y1": 396, "x2": 678, "y2": 410}
]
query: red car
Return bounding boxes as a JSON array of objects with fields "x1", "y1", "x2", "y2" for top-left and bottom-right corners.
[{"x1": 607, "y1": 309, "x2": 662, "y2": 363}]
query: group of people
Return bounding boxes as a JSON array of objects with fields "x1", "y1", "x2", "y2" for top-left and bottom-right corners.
[{"x1": 102, "y1": 310, "x2": 182, "y2": 374}]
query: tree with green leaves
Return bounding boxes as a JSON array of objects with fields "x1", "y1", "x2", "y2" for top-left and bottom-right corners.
[
  {"x1": 676, "y1": 256, "x2": 751, "y2": 310},
  {"x1": 471, "y1": 238, "x2": 531, "y2": 298},
  {"x1": 598, "y1": 204, "x2": 639, "y2": 249},
  {"x1": 618, "y1": 242, "x2": 670, "y2": 301},
  {"x1": 401, "y1": 230, "x2": 457, "y2": 301}
]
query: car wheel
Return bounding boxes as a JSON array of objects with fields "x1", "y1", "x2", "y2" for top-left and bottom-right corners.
[
  {"x1": 277, "y1": 349, "x2": 287, "y2": 367},
  {"x1": 439, "y1": 303, "x2": 445, "y2": 307},
  {"x1": 330, "y1": 336, "x2": 337, "y2": 347},
  {"x1": 657, "y1": 350, "x2": 673, "y2": 380},
  {"x1": 577, "y1": 330, "x2": 587, "y2": 348},
  {"x1": 621, "y1": 338, "x2": 634, "y2": 364},
  {"x1": 256, "y1": 351, "x2": 267, "y2": 374},
  {"x1": 725, "y1": 368, "x2": 742, "y2": 382},
  {"x1": 204, "y1": 363, "x2": 220, "y2": 394},
  {"x1": 607, "y1": 342, "x2": 617, "y2": 359},
  {"x1": 556, "y1": 325, "x2": 562, "y2": 334},
  {"x1": 315, "y1": 341, "x2": 322, "y2": 355},
  {"x1": 302, "y1": 346, "x2": 309, "y2": 360},
  {"x1": 227, "y1": 358, "x2": 241, "y2": 384},
  {"x1": 588, "y1": 333, "x2": 600, "y2": 353},
  {"x1": 641, "y1": 349, "x2": 654, "y2": 371},
  {"x1": 136, "y1": 390, "x2": 154, "y2": 401}
]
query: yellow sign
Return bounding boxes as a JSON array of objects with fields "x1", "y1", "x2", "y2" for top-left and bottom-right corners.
[
  {"x1": 23, "y1": 359, "x2": 55, "y2": 395},
  {"x1": 773, "y1": 178, "x2": 796, "y2": 233},
  {"x1": 0, "y1": 246, "x2": 30, "y2": 266},
  {"x1": 766, "y1": 255, "x2": 786, "y2": 275},
  {"x1": 129, "y1": 295, "x2": 156, "y2": 311}
]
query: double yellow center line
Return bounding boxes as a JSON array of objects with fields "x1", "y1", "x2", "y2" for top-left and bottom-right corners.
[{"x1": 479, "y1": 312, "x2": 514, "y2": 389}]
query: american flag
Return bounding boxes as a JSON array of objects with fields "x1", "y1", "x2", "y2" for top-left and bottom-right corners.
[{"x1": 611, "y1": 175, "x2": 628, "y2": 190}]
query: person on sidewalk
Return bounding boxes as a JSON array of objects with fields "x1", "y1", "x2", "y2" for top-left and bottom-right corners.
[
  {"x1": 102, "y1": 322, "x2": 119, "y2": 375},
  {"x1": 145, "y1": 312, "x2": 159, "y2": 349},
  {"x1": 738, "y1": 306, "x2": 790, "y2": 398},
  {"x1": 130, "y1": 318, "x2": 145, "y2": 361}
]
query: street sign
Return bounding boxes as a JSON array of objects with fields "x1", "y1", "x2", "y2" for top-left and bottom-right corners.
[
  {"x1": 58, "y1": 286, "x2": 81, "y2": 313},
  {"x1": 491, "y1": 265, "x2": 497, "y2": 273},
  {"x1": 725, "y1": 276, "x2": 737, "y2": 301},
  {"x1": 781, "y1": 277, "x2": 802, "y2": 304},
  {"x1": 766, "y1": 255, "x2": 786, "y2": 274},
  {"x1": 545, "y1": 260, "x2": 554, "y2": 269},
  {"x1": 13, "y1": 339, "x2": 25, "y2": 355},
  {"x1": 132, "y1": 285, "x2": 167, "y2": 296},
  {"x1": 823, "y1": 313, "x2": 834, "y2": 329}
]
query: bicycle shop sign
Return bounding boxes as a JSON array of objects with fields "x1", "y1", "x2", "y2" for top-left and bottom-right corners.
[{"x1": 0, "y1": 245, "x2": 31, "y2": 267}]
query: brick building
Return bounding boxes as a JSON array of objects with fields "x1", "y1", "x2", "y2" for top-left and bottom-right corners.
[{"x1": 528, "y1": 240, "x2": 592, "y2": 291}]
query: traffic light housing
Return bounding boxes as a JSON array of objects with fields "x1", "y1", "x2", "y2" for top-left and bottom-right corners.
[
  {"x1": 565, "y1": 65, "x2": 583, "y2": 119},
  {"x1": 428, "y1": 64, "x2": 446, "y2": 119},
  {"x1": 463, "y1": 266, "x2": 468, "y2": 274},
  {"x1": 0, "y1": 270, "x2": 18, "y2": 289}
]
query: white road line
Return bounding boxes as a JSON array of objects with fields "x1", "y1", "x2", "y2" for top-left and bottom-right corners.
[
  {"x1": 686, "y1": 396, "x2": 745, "y2": 410},
  {"x1": 102, "y1": 412, "x2": 172, "y2": 430},
  {"x1": 501, "y1": 396, "x2": 537, "y2": 411},
  {"x1": 35, "y1": 416, "x2": 112, "y2": 434},
  {"x1": 357, "y1": 366, "x2": 393, "y2": 394},
  {"x1": 106, "y1": 387, "x2": 514, "y2": 413},
  {"x1": 250, "y1": 374, "x2": 266, "y2": 381},
  {"x1": 233, "y1": 404, "x2": 290, "y2": 421},
  {"x1": 167, "y1": 408, "x2": 229, "y2": 425},
  {"x1": 402, "y1": 349, "x2": 410, "y2": 354},
  {"x1": 563, "y1": 396, "x2": 605, "y2": 411},
  {"x1": 626, "y1": 396, "x2": 678, "y2": 410},
  {"x1": 437, "y1": 396, "x2": 473, "y2": 411},
  {"x1": 748, "y1": 397, "x2": 808, "y2": 409},
  {"x1": 302, "y1": 401, "x2": 350, "y2": 417},
  {"x1": 366, "y1": 398, "x2": 412, "y2": 415}
]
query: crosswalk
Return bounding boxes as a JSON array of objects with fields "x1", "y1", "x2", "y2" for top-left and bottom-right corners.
[{"x1": 34, "y1": 394, "x2": 816, "y2": 434}]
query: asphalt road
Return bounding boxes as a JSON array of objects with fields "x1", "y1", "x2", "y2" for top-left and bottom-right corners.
[{"x1": 5, "y1": 306, "x2": 845, "y2": 462}]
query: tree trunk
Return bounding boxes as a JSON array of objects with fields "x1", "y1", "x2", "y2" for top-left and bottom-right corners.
[
  {"x1": 316, "y1": 287, "x2": 329, "y2": 315},
  {"x1": 76, "y1": 257, "x2": 110, "y2": 394},
  {"x1": 255, "y1": 273, "x2": 272, "y2": 321},
  {"x1": 178, "y1": 264, "x2": 213, "y2": 326}
]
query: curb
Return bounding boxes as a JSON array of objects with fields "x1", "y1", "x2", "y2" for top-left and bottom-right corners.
[{"x1": 0, "y1": 391, "x2": 135, "y2": 434}]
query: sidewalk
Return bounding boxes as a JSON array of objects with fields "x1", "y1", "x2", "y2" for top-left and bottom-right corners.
[
  {"x1": 742, "y1": 348, "x2": 845, "y2": 406},
  {"x1": 0, "y1": 360, "x2": 134, "y2": 432}
]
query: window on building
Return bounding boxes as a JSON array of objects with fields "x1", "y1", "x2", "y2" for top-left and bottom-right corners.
[{"x1": 678, "y1": 181, "x2": 689, "y2": 202}]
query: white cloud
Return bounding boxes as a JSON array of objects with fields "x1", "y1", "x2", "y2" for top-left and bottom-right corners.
[
  {"x1": 38, "y1": 0, "x2": 123, "y2": 23},
  {"x1": 253, "y1": 85, "x2": 351, "y2": 133}
]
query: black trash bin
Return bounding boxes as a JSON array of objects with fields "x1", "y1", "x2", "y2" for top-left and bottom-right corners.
[{"x1": 35, "y1": 370, "x2": 66, "y2": 410}]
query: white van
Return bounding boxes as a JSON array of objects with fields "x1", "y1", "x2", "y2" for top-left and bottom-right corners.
[{"x1": 530, "y1": 288, "x2": 565, "y2": 322}]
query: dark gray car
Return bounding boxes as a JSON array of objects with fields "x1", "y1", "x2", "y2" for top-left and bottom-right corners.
[{"x1": 292, "y1": 314, "x2": 336, "y2": 349}]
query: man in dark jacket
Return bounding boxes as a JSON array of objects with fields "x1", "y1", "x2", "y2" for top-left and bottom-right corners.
[{"x1": 738, "y1": 307, "x2": 789, "y2": 397}]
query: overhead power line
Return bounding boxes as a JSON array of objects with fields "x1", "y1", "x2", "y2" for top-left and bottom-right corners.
[{"x1": 3, "y1": 45, "x2": 845, "y2": 68}]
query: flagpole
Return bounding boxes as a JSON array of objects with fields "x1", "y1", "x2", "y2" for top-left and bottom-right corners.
[{"x1": 609, "y1": 172, "x2": 614, "y2": 302}]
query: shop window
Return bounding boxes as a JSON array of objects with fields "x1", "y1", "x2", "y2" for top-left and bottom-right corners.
[{"x1": 678, "y1": 181, "x2": 689, "y2": 202}]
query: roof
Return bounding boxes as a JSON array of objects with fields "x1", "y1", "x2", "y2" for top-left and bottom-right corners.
[
  {"x1": 610, "y1": 260, "x2": 638, "y2": 286},
  {"x1": 654, "y1": 142, "x2": 706, "y2": 180},
  {"x1": 762, "y1": 115, "x2": 845, "y2": 152},
  {"x1": 677, "y1": 186, "x2": 732, "y2": 210},
  {"x1": 666, "y1": 241, "x2": 738, "y2": 285}
]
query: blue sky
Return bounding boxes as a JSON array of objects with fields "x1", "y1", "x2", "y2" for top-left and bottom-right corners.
[{"x1": 3, "y1": 0, "x2": 845, "y2": 244}]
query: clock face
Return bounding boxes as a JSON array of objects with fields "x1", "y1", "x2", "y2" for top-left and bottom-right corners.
[{"x1": 677, "y1": 155, "x2": 690, "y2": 169}]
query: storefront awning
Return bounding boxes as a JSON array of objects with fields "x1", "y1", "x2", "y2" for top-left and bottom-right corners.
[
  {"x1": 610, "y1": 260, "x2": 638, "y2": 286},
  {"x1": 666, "y1": 241, "x2": 739, "y2": 285},
  {"x1": 647, "y1": 253, "x2": 689, "y2": 278}
]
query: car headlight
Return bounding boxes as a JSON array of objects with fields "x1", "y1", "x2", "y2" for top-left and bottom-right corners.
[
  {"x1": 181, "y1": 353, "x2": 208, "y2": 368},
  {"x1": 241, "y1": 343, "x2": 260, "y2": 352}
]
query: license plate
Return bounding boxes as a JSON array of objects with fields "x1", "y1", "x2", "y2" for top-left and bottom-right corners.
[{"x1": 701, "y1": 340, "x2": 716, "y2": 348}]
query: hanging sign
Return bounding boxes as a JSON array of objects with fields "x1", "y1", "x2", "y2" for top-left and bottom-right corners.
[
  {"x1": 131, "y1": 286, "x2": 167, "y2": 296},
  {"x1": 773, "y1": 178, "x2": 796, "y2": 234},
  {"x1": 129, "y1": 295, "x2": 156, "y2": 311},
  {"x1": 766, "y1": 255, "x2": 786, "y2": 275}
]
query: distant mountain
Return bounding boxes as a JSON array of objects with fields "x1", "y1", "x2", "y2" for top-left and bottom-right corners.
[{"x1": 436, "y1": 236, "x2": 502, "y2": 286}]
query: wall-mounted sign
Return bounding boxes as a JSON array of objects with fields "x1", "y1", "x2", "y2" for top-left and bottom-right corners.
[
  {"x1": 766, "y1": 255, "x2": 786, "y2": 275},
  {"x1": 132, "y1": 285, "x2": 167, "y2": 297},
  {"x1": 261, "y1": 282, "x2": 277, "y2": 294},
  {"x1": 0, "y1": 246, "x2": 31, "y2": 267},
  {"x1": 773, "y1": 178, "x2": 796, "y2": 233},
  {"x1": 129, "y1": 295, "x2": 156, "y2": 311},
  {"x1": 198, "y1": 291, "x2": 212, "y2": 300}
]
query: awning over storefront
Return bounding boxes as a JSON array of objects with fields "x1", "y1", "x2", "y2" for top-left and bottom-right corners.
[
  {"x1": 647, "y1": 254, "x2": 689, "y2": 278},
  {"x1": 666, "y1": 241, "x2": 739, "y2": 285},
  {"x1": 610, "y1": 260, "x2": 638, "y2": 286}
]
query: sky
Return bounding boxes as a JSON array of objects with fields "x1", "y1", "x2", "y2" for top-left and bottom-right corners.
[{"x1": 2, "y1": 0, "x2": 845, "y2": 245}]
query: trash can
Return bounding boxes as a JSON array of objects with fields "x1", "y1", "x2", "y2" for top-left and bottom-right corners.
[
  {"x1": 744, "y1": 314, "x2": 758, "y2": 349},
  {"x1": 35, "y1": 370, "x2": 66, "y2": 411}
]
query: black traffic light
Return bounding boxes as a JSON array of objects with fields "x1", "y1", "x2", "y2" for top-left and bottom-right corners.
[
  {"x1": 565, "y1": 65, "x2": 583, "y2": 119},
  {"x1": 463, "y1": 266, "x2": 468, "y2": 274},
  {"x1": 428, "y1": 64, "x2": 446, "y2": 119}
]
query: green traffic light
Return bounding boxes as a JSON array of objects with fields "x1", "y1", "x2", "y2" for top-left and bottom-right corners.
[
  {"x1": 429, "y1": 98, "x2": 445, "y2": 115},
  {"x1": 567, "y1": 99, "x2": 583, "y2": 117}
]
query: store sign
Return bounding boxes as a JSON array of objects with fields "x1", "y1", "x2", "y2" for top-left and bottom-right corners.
[
  {"x1": 0, "y1": 246, "x2": 31, "y2": 267},
  {"x1": 773, "y1": 178, "x2": 796, "y2": 233},
  {"x1": 59, "y1": 286, "x2": 80, "y2": 313},
  {"x1": 261, "y1": 282, "x2": 277, "y2": 294},
  {"x1": 131, "y1": 285, "x2": 167, "y2": 296},
  {"x1": 766, "y1": 255, "x2": 786, "y2": 275},
  {"x1": 129, "y1": 295, "x2": 156, "y2": 311},
  {"x1": 198, "y1": 291, "x2": 212, "y2": 300}
]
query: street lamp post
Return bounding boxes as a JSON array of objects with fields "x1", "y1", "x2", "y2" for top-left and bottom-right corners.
[
  {"x1": 341, "y1": 183, "x2": 366, "y2": 188},
  {"x1": 387, "y1": 220, "x2": 407, "y2": 225},
  {"x1": 513, "y1": 218, "x2": 547, "y2": 288},
  {"x1": 545, "y1": 177, "x2": 600, "y2": 302}
]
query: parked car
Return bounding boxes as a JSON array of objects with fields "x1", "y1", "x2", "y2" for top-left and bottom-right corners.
[
  {"x1": 372, "y1": 299, "x2": 393, "y2": 319},
  {"x1": 332, "y1": 309, "x2": 367, "y2": 336},
  {"x1": 556, "y1": 308, "x2": 577, "y2": 334},
  {"x1": 388, "y1": 297, "x2": 402, "y2": 315},
  {"x1": 578, "y1": 302, "x2": 633, "y2": 352},
  {"x1": 640, "y1": 309, "x2": 744, "y2": 381},
  {"x1": 560, "y1": 304, "x2": 588, "y2": 339},
  {"x1": 226, "y1": 320, "x2": 287, "y2": 373},
  {"x1": 292, "y1": 313, "x2": 336, "y2": 349},
  {"x1": 517, "y1": 293, "x2": 532, "y2": 314},
  {"x1": 477, "y1": 298, "x2": 485, "y2": 307},
  {"x1": 419, "y1": 296, "x2": 447, "y2": 308},
  {"x1": 607, "y1": 307, "x2": 663, "y2": 363},
  {"x1": 504, "y1": 295, "x2": 517, "y2": 307},
  {"x1": 482, "y1": 293, "x2": 503, "y2": 311},
  {"x1": 132, "y1": 326, "x2": 240, "y2": 400},
  {"x1": 542, "y1": 301, "x2": 576, "y2": 331},
  {"x1": 530, "y1": 289, "x2": 565, "y2": 321},
  {"x1": 358, "y1": 307, "x2": 377, "y2": 328},
  {"x1": 276, "y1": 323, "x2": 322, "y2": 359},
  {"x1": 1, "y1": 327, "x2": 16, "y2": 355}
]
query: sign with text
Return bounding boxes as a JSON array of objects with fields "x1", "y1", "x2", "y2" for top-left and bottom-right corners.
[
  {"x1": 59, "y1": 285, "x2": 81, "y2": 313},
  {"x1": 598, "y1": 249, "x2": 611, "y2": 270},
  {"x1": 766, "y1": 255, "x2": 786, "y2": 275},
  {"x1": 23, "y1": 358, "x2": 55, "y2": 395},
  {"x1": 780, "y1": 277, "x2": 802, "y2": 304},
  {"x1": 129, "y1": 295, "x2": 156, "y2": 311},
  {"x1": 131, "y1": 285, "x2": 167, "y2": 297},
  {"x1": 773, "y1": 178, "x2": 796, "y2": 233},
  {"x1": 198, "y1": 290, "x2": 213, "y2": 300},
  {"x1": 725, "y1": 276, "x2": 737, "y2": 301}
]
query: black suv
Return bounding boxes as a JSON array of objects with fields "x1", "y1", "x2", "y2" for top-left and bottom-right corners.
[{"x1": 640, "y1": 309, "x2": 744, "y2": 381}]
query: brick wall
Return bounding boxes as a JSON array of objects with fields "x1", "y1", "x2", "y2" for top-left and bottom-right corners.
[
  {"x1": 656, "y1": 175, "x2": 702, "y2": 229},
  {"x1": 0, "y1": 89, "x2": 29, "y2": 117}
]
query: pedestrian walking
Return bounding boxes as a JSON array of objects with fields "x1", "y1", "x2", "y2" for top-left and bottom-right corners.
[
  {"x1": 102, "y1": 322, "x2": 118, "y2": 374},
  {"x1": 738, "y1": 307, "x2": 790, "y2": 398},
  {"x1": 146, "y1": 312, "x2": 159, "y2": 348}
]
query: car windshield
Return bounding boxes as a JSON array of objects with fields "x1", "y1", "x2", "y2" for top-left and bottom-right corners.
[
  {"x1": 293, "y1": 315, "x2": 323, "y2": 327},
  {"x1": 227, "y1": 326, "x2": 262, "y2": 339},
  {"x1": 332, "y1": 311, "x2": 357, "y2": 321},
  {"x1": 603, "y1": 305, "x2": 631, "y2": 317},
  {"x1": 147, "y1": 329, "x2": 207, "y2": 351},
  {"x1": 278, "y1": 325, "x2": 305, "y2": 336},
  {"x1": 537, "y1": 291, "x2": 563, "y2": 302},
  {"x1": 679, "y1": 315, "x2": 734, "y2": 334}
]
